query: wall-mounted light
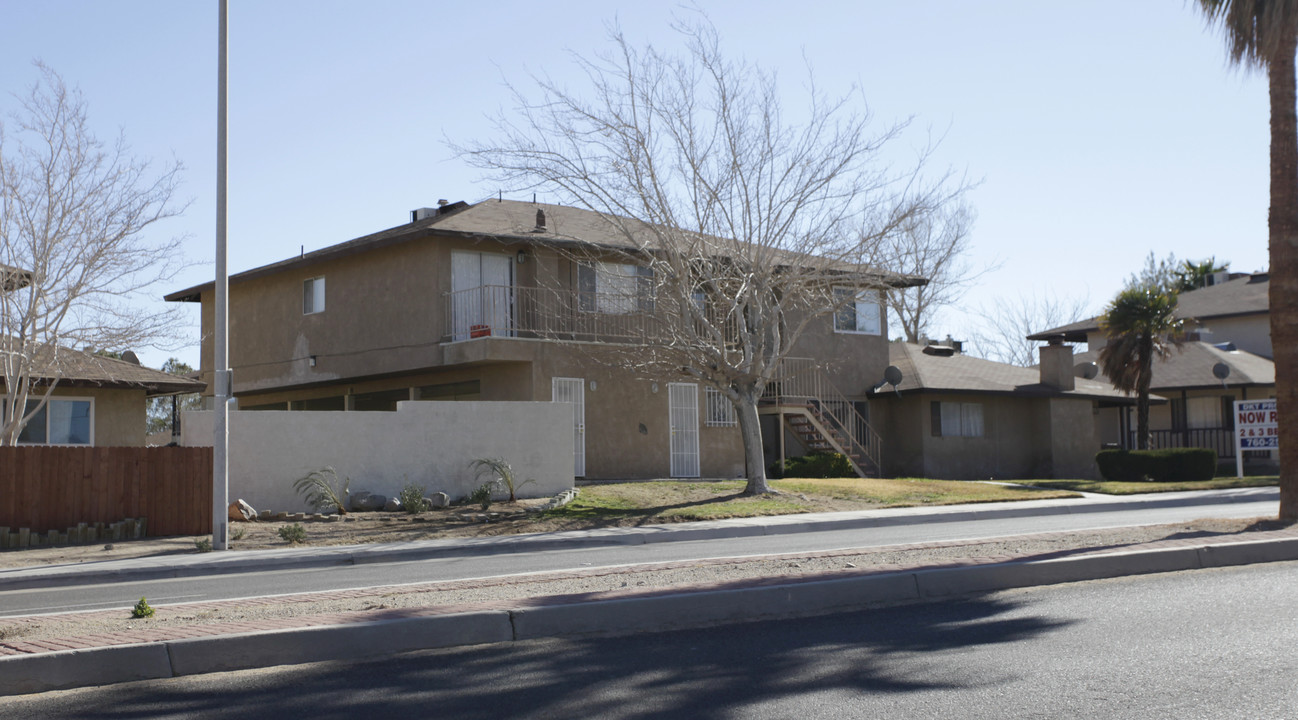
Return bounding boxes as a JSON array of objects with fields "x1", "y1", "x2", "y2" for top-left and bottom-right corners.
[
  {"x1": 309, "y1": 355, "x2": 317, "y2": 368},
  {"x1": 589, "y1": 380, "x2": 597, "y2": 391},
  {"x1": 651, "y1": 382, "x2": 659, "y2": 393},
  {"x1": 516, "y1": 249, "x2": 528, "y2": 264}
]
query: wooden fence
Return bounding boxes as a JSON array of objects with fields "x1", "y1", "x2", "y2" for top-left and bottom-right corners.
[{"x1": 0, "y1": 446, "x2": 213, "y2": 537}]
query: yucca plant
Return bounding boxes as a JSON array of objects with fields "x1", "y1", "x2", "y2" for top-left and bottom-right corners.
[
  {"x1": 292, "y1": 466, "x2": 350, "y2": 515},
  {"x1": 469, "y1": 457, "x2": 535, "y2": 502}
]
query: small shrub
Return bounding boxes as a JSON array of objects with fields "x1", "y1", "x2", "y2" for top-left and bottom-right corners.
[
  {"x1": 470, "y1": 457, "x2": 536, "y2": 502},
  {"x1": 398, "y1": 483, "x2": 429, "y2": 514},
  {"x1": 278, "y1": 523, "x2": 307, "y2": 544},
  {"x1": 293, "y1": 467, "x2": 350, "y2": 515},
  {"x1": 131, "y1": 597, "x2": 154, "y2": 619},
  {"x1": 1095, "y1": 448, "x2": 1217, "y2": 482},
  {"x1": 768, "y1": 452, "x2": 854, "y2": 479},
  {"x1": 230, "y1": 525, "x2": 246, "y2": 541},
  {"x1": 468, "y1": 482, "x2": 496, "y2": 511},
  {"x1": 194, "y1": 538, "x2": 212, "y2": 553}
]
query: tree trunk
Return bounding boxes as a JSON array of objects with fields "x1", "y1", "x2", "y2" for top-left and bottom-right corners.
[
  {"x1": 1135, "y1": 336, "x2": 1154, "y2": 450},
  {"x1": 1268, "y1": 33, "x2": 1298, "y2": 520},
  {"x1": 735, "y1": 390, "x2": 771, "y2": 495}
]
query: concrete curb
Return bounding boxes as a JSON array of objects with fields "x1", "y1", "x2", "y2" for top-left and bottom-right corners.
[
  {"x1": 0, "y1": 487, "x2": 1279, "y2": 592},
  {"x1": 3, "y1": 532, "x2": 1296, "y2": 697}
]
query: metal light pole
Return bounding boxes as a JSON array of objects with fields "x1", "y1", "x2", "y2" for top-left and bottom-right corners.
[{"x1": 212, "y1": 0, "x2": 230, "y2": 550}]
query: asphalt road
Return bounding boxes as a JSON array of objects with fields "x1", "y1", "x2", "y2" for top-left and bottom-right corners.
[
  {"x1": 8, "y1": 560, "x2": 1296, "y2": 718},
  {"x1": 0, "y1": 493, "x2": 1276, "y2": 618}
]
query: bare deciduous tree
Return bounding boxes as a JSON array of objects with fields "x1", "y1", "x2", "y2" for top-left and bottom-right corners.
[
  {"x1": 969, "y1": 291, "x2": 1093, "y2": 367},
  {"x1": 861, "y1": 201, "x2": 992, "y2": 342},
  {"x1": 459, "y1": 21, "x2": 960, "y2": 493},
  {"x1": 0, "y1": 64, "x2": 187, "y2": 444}
]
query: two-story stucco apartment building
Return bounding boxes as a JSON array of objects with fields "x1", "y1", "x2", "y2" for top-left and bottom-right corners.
[{"x1": 167, "y1": 198, "x2": 918, "y2": 481}]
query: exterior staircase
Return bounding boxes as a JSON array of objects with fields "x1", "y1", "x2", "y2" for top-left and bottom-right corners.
[{"x1": 759, "y1": 358, "x2": 881, "y2": 478}]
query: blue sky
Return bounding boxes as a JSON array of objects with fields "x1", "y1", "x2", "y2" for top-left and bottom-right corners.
[{"x1": 0, "y1": 1, "x2": 1274, "y2": 370}]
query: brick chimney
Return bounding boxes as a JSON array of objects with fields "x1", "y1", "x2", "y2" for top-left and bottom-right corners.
[{"x1": 1039, "y1": 339, "x2": 1075, "y2": 391}]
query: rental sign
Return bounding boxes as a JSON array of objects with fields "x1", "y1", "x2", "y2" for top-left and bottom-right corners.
[{"x1": 1235, "y1": 399, "x2": 1278, "y2": 477}]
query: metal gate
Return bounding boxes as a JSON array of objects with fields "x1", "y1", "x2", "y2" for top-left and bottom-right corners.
[
  {"x1": 668, "y1": 383, "x2": 700, "y2": 478},
  {"x1": 552, "y1": 377, "x2": 586, "y2": 477}
]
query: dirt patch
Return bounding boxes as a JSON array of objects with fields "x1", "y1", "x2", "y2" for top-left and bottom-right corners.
[{"x1": 0, "y1": 487, "x2": 957, "y2": 570}]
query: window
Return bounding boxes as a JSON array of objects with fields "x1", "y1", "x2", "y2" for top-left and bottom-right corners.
[
  {"x1": 3, "y1": 397, "x2": 93, "y2": 445},
  {"x1": 833, "y1": 287, "x2": 881, "y2": 334},
  {"x1": 579, "y1": 262, "x2": 653, "y2": 314},
  {"x1": 705, "y1": 387, "x2": 737, "y2": 427},
  {"x1": 1186, "y1": 396, "x2": 1222, "y2": 429},
  {"x1": 416, "y1": 380, "x2": 482, "y2": 401},
  {"x1": 930, "y1": 401, "x2": 983, "y2": 437},
  {"x1": 303, "y1": 276, "x2": 325, "y2": 314},
  {"x1": 351, "y1": 388, "x2": 410, "y2": 412}
]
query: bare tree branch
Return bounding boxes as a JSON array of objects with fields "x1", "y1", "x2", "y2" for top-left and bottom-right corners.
[
  {"x1": 455, "y1": 20, "x2": 965, "y2": 492},
  {"x1": 968, "y1": 291, "x2": 1094, "y2": 367},
  {"x1": 0, "y1": 63, "x2": 189, "y2": 444}
]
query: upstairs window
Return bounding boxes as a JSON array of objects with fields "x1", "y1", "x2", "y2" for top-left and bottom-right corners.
[
  {"x1": 303, "y1": 276, "x2": 326, "y2": 314},
  {"x1": 833, "y1": 287, "x2": 881, "y2": 335},
  {"x1": 579, "y1": 262, "x2": 654, "y2": 314}
]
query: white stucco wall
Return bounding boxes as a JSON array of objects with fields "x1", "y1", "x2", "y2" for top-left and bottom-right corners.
[{"x1": 182, "y1": 401, "x2": 574, "y2": 513}]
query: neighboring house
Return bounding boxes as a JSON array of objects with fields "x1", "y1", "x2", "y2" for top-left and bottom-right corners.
[
  {"x1": 166, "y1": 199, "x2": 912, "y2": 480},
  {"x1": 1029, "y1": 271, "x2": 1272, "y2": 358},
  {"x1": 1028, "y1": 272, "x2": 1276, "y2": 465},
  {"x1": 866, "y1": 341, "x2": 1136, "y2": 480},
  {"x1": 1, "y1": 348, "x2": 205, "y2": 446}
]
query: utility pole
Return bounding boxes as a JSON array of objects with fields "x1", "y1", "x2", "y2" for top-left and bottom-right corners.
[{"x1": 213, "y1": 0, "x2": 230, "y2": 550}]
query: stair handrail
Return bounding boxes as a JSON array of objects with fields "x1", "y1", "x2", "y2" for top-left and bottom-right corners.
[{"x1": 763, "y1": 358, "x2": 882, "y2": 475}]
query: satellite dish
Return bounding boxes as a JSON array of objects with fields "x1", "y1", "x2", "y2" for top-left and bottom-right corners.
[
  {"x1": 1212, "y1": 362, "x2": 1231, "y2": 380},
  {"x1": 871, "y1": 366, "x2": 905, "y2": 395},
  {"x1": 120, "y1": 350, "x2": 140, "y2": 365},
  {"x1": 1074, "y1": 362, "x2": 1098, "y2": 380},
  {"x1": 883, "y1": 365, "x2": 903, "y2": 387}
]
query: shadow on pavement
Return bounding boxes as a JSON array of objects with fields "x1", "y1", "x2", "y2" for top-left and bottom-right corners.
[{"x1": 11, "y1": 594, "x2": 1074, "y2": 719}]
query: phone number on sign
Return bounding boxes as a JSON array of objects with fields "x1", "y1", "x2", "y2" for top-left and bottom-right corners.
[{"x1": 1241, "y1": 437, "x2": 1279, "y2": 448}]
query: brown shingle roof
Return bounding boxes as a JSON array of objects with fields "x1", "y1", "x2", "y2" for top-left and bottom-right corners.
[
  {"x1": 166, "y1": 199, "x2": 923, "y2": 302},
  {"x1": 885, "y1": 342, "x2": 1135, "y2": 402},
  {"x1": 2, "y1": 346, "x2": 204, "y2": 396},
  {"x1": 1073, "y1": 342, "x2": 1273, "y2": 391}
]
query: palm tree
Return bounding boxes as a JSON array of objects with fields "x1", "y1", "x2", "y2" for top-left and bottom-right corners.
[
  {"x1": 1196, "y1": 1, "x2": 1298, "y2": 519},
  {"x1": 1172, "y1": 257, "x2": 1230, "y2": 292},
  {"x1": 1098, "y1": 286, "x2": 1182, "y2": 450}
]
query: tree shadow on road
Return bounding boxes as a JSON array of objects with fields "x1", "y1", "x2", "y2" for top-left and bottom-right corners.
[{"x1": 15, "y1": 594, "x2": 1074, "y2": 720}]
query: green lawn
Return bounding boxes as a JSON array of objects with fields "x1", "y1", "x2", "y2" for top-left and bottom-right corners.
[
  {"x1": 547, "y1": 478, "x2": 1079, "y2": 523},
  {"x1": 1024, "y1": 476, "x2": 1278, "y2": 495}
]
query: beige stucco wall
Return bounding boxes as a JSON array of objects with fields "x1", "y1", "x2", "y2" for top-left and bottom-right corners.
[
  {"x1": 37, "y1": 386, "x2": 147, "y2": 447},
  {"x1": 181, "y1": 401, "x2": 573, "y2": 513},
  {"x1": 1195, "y1": 315, "x2": 1272, "y2": 358},
  {"x1": 1044, "y1": 398, "x2": 1101, "y2": 479},
  {"x1": 878, "y1": 393, "x2": 1100, "y2": 480}
]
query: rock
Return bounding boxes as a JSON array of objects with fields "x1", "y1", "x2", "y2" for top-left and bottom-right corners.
[
  {"x1": 228, "y1": 499, "x2": 256, "y2": 522},
  {"x1": 428, "y1": 492, "x2": 449, "y2": 508},
  {"x1": 350, "y1": 495, "x2": 384, "y2": 513},
  {"x1": 383, "y1": 497, "x2": 403, "y2": 512},
  {"x1": 349, "y1": 491, "x2": 372, "y2": 512}
]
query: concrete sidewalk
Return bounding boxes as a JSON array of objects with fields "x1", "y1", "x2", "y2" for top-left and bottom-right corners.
[{"x1": 0, "y1": 486, "x2": 1279, "y2": 592}]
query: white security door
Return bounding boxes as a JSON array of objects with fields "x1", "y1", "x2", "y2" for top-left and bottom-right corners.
[
  {"x1": 669, "y1": 383, "x2": 700, "y2": 478},
  {"x1": 451, "y1": 251, "x2": 513, "y2": 340},
  {"x1": 552, "y1": 377, "x2": 586, "y2": 477}
]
